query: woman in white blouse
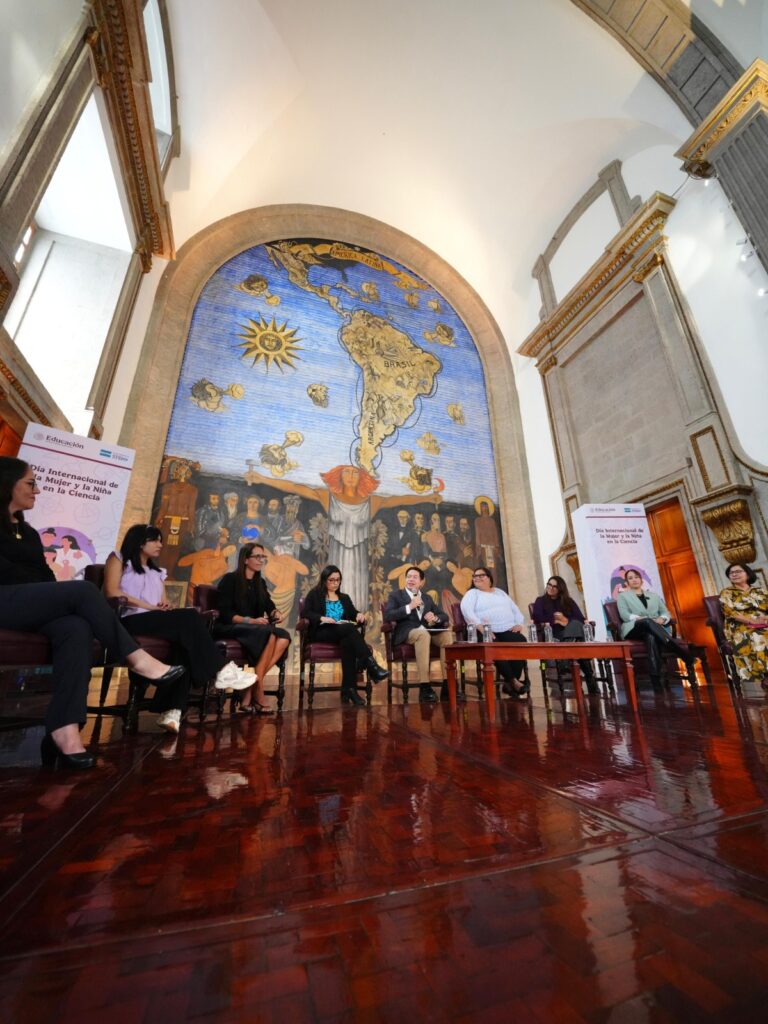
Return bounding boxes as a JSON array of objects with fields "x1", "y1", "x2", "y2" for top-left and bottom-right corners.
[{"x1": 460, "y1": 566, "x2": 529, "y2": 697}]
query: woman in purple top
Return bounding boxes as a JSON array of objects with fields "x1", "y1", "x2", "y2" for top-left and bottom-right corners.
[
  {"x1": 105, "y1": 525, "x2": 254, "y2": 732},
  {"x1": 531, "y1": 575, "x2": 597, "y2": 693}
]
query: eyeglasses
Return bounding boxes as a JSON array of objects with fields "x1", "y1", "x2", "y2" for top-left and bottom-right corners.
[
  {"x1": 248, "y1": 553, "x2": 267, "y2": 561},
  {"x1": 326, "y1": 576, "x2": 341, "y2": 583},
  {"x1": 472, "y1": 573, "x2": 488, "y2": 579},
  {"x1": 546, "y1": 582, "x2": 559, "y2": 589}
]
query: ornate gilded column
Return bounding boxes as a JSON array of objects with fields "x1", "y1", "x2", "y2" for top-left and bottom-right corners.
[{"x1": 677, "y1": 60, "x2": 768, "y2": 277}]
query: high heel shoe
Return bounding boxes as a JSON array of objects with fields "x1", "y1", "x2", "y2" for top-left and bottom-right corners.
[
  {"x1": 40, "y1": 734, "x2": 95, "y2": 770},
  {"x1": 365, "y1": 657, "x2": 389, "y2": 683},
  {"x1": 341, "y1": 689, "x2": 365, "y2": 706},
  {"x1": 134, "y1": 664, "x2": 186, "y2": 687}
]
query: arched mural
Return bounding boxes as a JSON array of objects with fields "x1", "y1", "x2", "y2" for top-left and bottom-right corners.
[{"x1": 153, "y1": 237, "x2": 506, "y2": 648}]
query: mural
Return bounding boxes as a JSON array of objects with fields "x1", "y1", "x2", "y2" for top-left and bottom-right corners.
[{"x1": 153, "y1": 238, "x2": 506, "y2": 652}]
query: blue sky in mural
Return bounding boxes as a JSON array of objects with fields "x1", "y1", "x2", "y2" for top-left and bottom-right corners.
[{"x1": 164, "y1": 240, "x2": 499, "y2": 505}]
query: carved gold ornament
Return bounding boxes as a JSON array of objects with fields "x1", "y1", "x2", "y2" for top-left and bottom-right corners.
[{"x1": 701, "y1": 499, "x2": 756, "y2": 564}]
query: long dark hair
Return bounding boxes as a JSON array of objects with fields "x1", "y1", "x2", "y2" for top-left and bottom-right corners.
[
  {"x1": 0, "y1": 457, "x2": 29, "y2": 534},
  {"x1": 120, "y1": 524, "x2": 162, "y2": 574},
  {"x1": 544, "y1": 574, "x2": 576, "y2": 615},
  {"x1": 235, "y1": 542, "x2": 265, "y2": 606},
  {"x1": 312, "y1": 564, "x2": 343, "y2": 597}
]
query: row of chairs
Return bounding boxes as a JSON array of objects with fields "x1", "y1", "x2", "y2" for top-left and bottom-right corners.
[{"x1": 0, "y1": 583, "x2": 745, "y2": 730}]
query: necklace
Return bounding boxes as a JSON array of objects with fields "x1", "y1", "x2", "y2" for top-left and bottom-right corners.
[{"x1": 12, "y1": 519, "x2": 22, "y2": 540}]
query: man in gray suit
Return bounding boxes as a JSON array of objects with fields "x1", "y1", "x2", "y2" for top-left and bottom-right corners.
[{"x1": 384, "y1": 565, "x2": 454, "y2": 702}]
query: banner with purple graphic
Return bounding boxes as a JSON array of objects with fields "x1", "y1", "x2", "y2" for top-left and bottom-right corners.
[
  {"x1": 18, "y1": 425, "x2": 134, "y2": 576},
  {"x1": 572, "y1": 503, "x2": 661, "y2": 640}
]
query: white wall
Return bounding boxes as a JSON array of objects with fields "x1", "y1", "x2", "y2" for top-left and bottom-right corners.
[
  {"x1": 0, "y1": 0, "x2": 84, "y2": 169},
  {"x1": 666, "y1": 176, "x2": 768, "y2": 466},
  {"x1": 686, "y1": 0, "x2": 768, "y2": 69},
  {"x1": 6, "y1": 230, "x2": 131, "y2": 436}
]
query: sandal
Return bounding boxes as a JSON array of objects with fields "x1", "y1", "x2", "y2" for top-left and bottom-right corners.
[
  {"x1": 236, "y1": 705, "x2": 258, "y2": 715},
  {"x1": 254, "y1": 703, "x2": 275, "y2": 716}
]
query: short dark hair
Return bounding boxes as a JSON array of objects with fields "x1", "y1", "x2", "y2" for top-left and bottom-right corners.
[
  {"x1": 470, "y1": 565, "x2": 494, "y2": 588},
  {"x1": 120, "y1": 524, "x2": 163, "y2": 574},
  {"x1": 405, "y1": 565, "x2": 424, "y2": 580},
  {"x1": 725, "y1": 562, "x2": 757, "y2": 585}
]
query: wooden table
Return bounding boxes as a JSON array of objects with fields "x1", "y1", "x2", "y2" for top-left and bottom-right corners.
[{"x1": 445, "y1": 640, "x2": 638, "y2": 719}]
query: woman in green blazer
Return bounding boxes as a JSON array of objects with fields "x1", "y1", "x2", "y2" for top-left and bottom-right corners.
[{"x1": 617, "y1": 568, "x2": 692, "y2": 688}]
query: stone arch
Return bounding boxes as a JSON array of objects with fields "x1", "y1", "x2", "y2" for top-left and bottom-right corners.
[
  {"x1": 119, "y1": 204, "x2": 542, "y2": 599},
  {"x1": 570, "y1": 0, "x2": 742, "y2": 125}
]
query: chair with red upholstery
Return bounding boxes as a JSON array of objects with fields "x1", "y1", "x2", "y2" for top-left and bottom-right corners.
[
  {"x1": 191, "y1": 583, "x2": 287, "y2": 711},
  {"x1": 603, "y1": 599, "x2": 710, "y2": 687},
  {"x1": 295, "y1": 597, "x2": 370, "y2": 708},
  {"x1": 703, "y1": 595, "x2": 738, "y2": 686},
  {"x1": 381, "y1": 602, "x2": 455, "y2": 704}
]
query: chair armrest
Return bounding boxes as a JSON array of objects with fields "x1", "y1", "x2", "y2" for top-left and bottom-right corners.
[
  {"x1": 197, "y1": 609, "x2": 218, "y2": 630},
  {"x1": 106, "y1": 596, "x2": 127, "y2": 615},
  {"x1": 295, "y1": 617, "x2": 309, "y2": 636}
]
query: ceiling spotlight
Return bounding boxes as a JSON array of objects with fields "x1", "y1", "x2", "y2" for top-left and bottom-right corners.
[
  {"x1": 740, "y1": 250, "x2": 755, "y2": 262},
  {"x1": 736, "y1": 237, "x2": 748, "y2": 246},
  {"x1": 758, "y1": 287, "x2": 767, "y2": 297}
]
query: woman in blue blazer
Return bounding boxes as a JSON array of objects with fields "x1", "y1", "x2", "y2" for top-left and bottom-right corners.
[{"x1": 617, "y1": 568, "x2": 692, "y2": 688}]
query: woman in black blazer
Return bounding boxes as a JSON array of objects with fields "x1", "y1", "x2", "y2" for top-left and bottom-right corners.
[{"x1": 303, "y1": 564, "x2": 388, "y2": 705}]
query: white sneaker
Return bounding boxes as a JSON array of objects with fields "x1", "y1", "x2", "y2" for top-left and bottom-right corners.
[
  {"x1": 157, "y1": 708, "x2": 181, "y2": 734},
  {"x1": 214, "y1": 662, "x2": 256, "y2": 691}
]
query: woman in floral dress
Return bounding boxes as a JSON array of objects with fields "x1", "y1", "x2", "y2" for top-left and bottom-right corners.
[{"x1": 719, "y1": 563, "x2": 768, "y2": 685}]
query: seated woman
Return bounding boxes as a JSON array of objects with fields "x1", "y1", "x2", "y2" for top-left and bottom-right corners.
[
  {"x1": 216, "y1": 542, "x2": 292, "y2": 714},
  {"x1": 532, "y1": 575, "x2": 597, "y2": 694},
  {"x1": 617, "y1": 568, "x2": 693, "y2": 689},
  {"x1": 105, "y1": 524, "x2": 255, "y2": 732},
  {"x1": 719, "y1": 562, "x2": 768, "y2": 687},
  {"x1": 0, "y1": 457, "x2": 184, "y2": 769},
  {"x1": 303, "y1": 564, "x2": 389, "y2": 706},
  {"x1": 460, "y1": 566, "x2": 529, "y2": 697}
]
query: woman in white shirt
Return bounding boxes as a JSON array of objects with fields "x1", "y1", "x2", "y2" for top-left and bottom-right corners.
[{"x1": 460, "y1": 566, "x2": 528, "y2": 697}]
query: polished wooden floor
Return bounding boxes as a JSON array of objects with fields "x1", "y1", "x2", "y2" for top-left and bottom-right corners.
[{"x1": 2, "y1": 666, "x2": 768, "y2": 1022}]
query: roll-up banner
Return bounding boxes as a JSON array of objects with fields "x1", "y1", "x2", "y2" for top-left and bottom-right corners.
[
  {"x1": 572, "y1": 503, "x2": 661, "y2": 640},
  {"x1": 18, "y1": 425, "x2": 134, "y2": 579}
]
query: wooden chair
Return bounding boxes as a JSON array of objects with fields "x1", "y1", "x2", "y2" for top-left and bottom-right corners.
[
  {"x1": 381, "y1": 602, "x2": 454, "y2": 703},
  {"x1": 703, "y1": 595, "x2": 739, "y2": 686},
  {"x1": 527, "y1": 603, "x2": 610, "y2": 694},
  {"x1": 190, "y1": 583, "x2": 287, "y2": 711},
  {"x1": 295, "y1": 597, "x2": 370, "y2": 708},
  {"x1": 86, "y1": 564, "x2": 217, "y2": 730},
  {"x1": 603, "y1": 599, "x2": 710, "y2": 687},
  {"x1": 447, "y1": 602, "x2": 532, "y2": 699}
]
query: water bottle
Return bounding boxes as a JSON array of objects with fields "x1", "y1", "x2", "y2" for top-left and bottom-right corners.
[
  {"x1": 482, "y1": 624, "x2": 493, "y2": 643},
  {"x1": 543, "y1": 623, "x2": 554, "y2": 643},
  {"x1": 583, "y1": 622, "x2": 594, "y2": 642},
  {"x1": 466, "y1": 623, "x2": 477, "y2": 643},
  {"x1": 528, "y1": 623, "x2": 538, "y2": 642}
]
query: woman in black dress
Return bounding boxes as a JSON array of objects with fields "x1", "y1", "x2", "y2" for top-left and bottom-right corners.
[
  {"x1": 0, "y1": 457, "x2": 183, "y2": 769},
  {"x1": 303, "y1": 564, "x2": 388, "y2": 706},
  {"x1": 216, "y1": 542, "x2": 291, "y2": 714}
]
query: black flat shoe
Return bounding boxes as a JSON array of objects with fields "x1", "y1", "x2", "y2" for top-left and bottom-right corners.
[
  {"x1": 341, "y1": 690, "x2": 365, "y2": 706},
  {"x1": 439, "y1": 682, "x2": 466, "y2": 702},
  {"x1": 133, "y1": 664, "x2": 186, "y2": 688},
  {"x1": 419, "y1": 686, "x2": 437, "y2": 704},
  {"x1": 40, "y1": 734, "x2": 95, "y2": 770}
]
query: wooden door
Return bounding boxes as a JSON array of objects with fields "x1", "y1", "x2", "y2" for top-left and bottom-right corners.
[
  {"x1": 0, "y1": 419, "x2": 21, "y2": 457},
  {"x1": 647, "y1": 498, "x2": 715, "y2": 661}
]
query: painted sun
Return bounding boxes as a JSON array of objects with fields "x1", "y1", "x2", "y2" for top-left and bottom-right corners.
[{"x1": 238, "y1": 315, "x2": 302, "y2": 371}]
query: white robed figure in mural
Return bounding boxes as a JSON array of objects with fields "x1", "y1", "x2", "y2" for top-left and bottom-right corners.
[{"x1": 243, "y1": 463, "x2": 435, "y2": 611}]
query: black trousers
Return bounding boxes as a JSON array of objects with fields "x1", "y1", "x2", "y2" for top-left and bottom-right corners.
[
  {"x1": 123, "y1": 608, "x2": 222, "y2": 711},
  {"x1": 312, "y1": 622, "x2": 368, "y2": 690},
  {"x1": 0, "y1": 581, "x2": 139, "y2": 733},
  {"x1": 491, "y1": 629, "x2": 527, "y2": 681},
  {"x1": 625, "y1": 618, "x2": 688, "y2": 679}
]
